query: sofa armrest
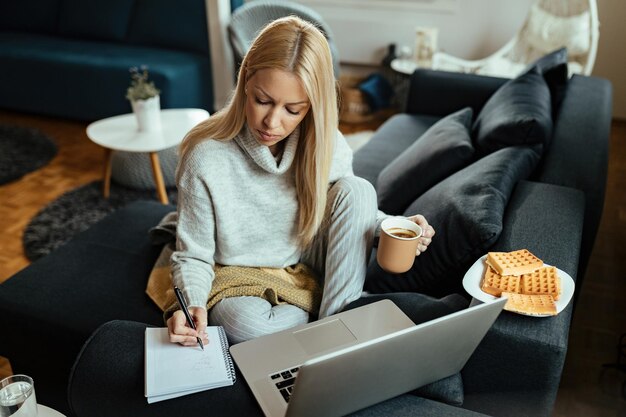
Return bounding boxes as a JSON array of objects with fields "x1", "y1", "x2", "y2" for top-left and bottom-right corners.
[
  {"x1": 535, "y1": 75, "x2": 612, "y2": 288},
  {"x1": 405, "y1": 69, "x2": 507, "y2": 117},
  {"x1": 69, "y1": 320, "x2": 264, "y2": 417},
  {"x1": 461, "y1": 181, "x2": 585, "y2": 417},
  {"x1": 70, "y1": 320, "x2": 487, "y2": 417}
]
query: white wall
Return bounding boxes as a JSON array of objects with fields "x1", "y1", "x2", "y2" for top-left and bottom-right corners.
[
  {"x1": 292, "y1": 0, "x2": 625, "y2": 119},
  {"x1": 296, "y1": 0, "x2": 533, "y2": 64}
]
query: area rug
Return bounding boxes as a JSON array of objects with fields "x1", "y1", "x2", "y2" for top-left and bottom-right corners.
[
  {"x1": 0, "y1": 124, "x2": 58, "y2": 185},
  {"x1": 22, "y1": 180, "x2": 177, "y2": 262}
]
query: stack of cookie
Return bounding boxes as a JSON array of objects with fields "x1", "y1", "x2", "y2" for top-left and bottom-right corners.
[{"x1": 481, "y1": 249, "x2": 561, "y2": 316}]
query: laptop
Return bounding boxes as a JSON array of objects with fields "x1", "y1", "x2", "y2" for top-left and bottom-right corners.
[{"x1": 230, "y1": 297, "x2": 506, "y2": 417}]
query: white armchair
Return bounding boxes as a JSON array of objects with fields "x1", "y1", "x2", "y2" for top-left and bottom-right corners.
[{"x1": 432, "y1": 0, "x2": 599, "y2": 78}]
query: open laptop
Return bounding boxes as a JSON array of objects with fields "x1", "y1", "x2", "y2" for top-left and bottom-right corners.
[{"x1": 230, "y1": 297, "x2": 506, "y2": 417}]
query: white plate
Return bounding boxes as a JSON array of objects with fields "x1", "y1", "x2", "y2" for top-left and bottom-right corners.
[{"x1": 462, "y1": 255, "x2": 575, "y2": 317}]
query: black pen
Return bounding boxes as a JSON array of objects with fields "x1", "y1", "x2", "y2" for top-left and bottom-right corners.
[{"x1": 174, "y1": 286, "x2": 204, "y2": 350}]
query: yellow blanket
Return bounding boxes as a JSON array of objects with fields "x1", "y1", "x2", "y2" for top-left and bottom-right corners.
[{"x1": 146, "y1": 246, "x2": 322, "y2": 316}]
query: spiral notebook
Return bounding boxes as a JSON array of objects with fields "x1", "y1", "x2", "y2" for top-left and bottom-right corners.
[{"x1": 144, "y1": 326, "x2": 236, "y2": 403}]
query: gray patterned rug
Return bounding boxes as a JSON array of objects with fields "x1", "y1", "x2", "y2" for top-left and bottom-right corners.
[
  {"x1": 22, "y1": 180, "x2": 177, "y2": 261},
  {"x1": 0, "y1": 124, "x2": 58, "y2": 185}
]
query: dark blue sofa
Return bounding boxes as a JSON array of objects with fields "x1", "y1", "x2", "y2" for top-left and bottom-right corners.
[{"x1": 0, "y1": 0, "x2": 215, "y2": 121}]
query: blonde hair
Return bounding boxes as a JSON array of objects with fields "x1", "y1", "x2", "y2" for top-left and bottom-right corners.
[{"x1": 180, "y1": 16, "x2": 338, "y2": 247}]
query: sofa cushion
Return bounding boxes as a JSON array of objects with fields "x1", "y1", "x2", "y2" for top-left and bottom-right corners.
[
  {"x1": 365, "y1": 145, "x2": 541, "y2": 297},
  {"x1": 0, "y1": 0, "x2": 60, "y2": 34},
  {"x1": 376, "y1": 108, "x2": 474, "y2": 215},
  {"x1": 525, "y1": 3, "x2": 591, "y2": 56},
  {"x1": 353, "y1": 114, "x2": 439, "y2": 186},
  {"x1": 58, "y1": 0, "x2": 135, "y2": 41},
  {"x1": 525, "y1": 48, "x2": 569, "y2": 120},
  {"x1": 127, "y1": 0, "x2": 210, "y2": 54},
  {"x1": 472, "y1": 67, "x2": 552, "y2": 155},
  {"x1": 343, "y1": 292, "x2": 469, "y2": 406}
]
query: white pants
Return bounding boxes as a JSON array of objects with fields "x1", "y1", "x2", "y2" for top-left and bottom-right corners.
[{"x1": 209, "y1": 176, "x2": 378, "y2": 343}]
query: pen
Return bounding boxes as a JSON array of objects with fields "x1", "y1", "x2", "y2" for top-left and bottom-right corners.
[{"x1": 174, "y1": 286, "x2": 204, "y2": 350}]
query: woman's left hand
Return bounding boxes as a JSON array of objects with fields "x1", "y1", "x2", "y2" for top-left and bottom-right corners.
[{"x1": 406, "y1": 214, "x2": 435, "y2": 256}]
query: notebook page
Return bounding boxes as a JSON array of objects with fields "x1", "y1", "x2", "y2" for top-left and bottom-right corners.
[{"x1": 145, "y1": 327, "x2": 232, "y2": 399}]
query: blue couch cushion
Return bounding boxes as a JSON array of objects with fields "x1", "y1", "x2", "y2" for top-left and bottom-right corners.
[
  {"x1": 128, "y1": 0, "x2": 210, "y2": 54},
  {"x1": 57, "y1": 0, "x2": 135, "y2": 41},
  {"x1": 0, "y1": 33, "x2": 212, "y2": 120},
  {"x1": 472, "y1": 67, "x2": 552, "y2": 155},
  {"x1": 376, "y1": 108, "x2": 475, "y2": 215},
  {"x1": 365, "y1": 145, "x2": 541, "y2": 297},
  {"x1": 0, "y1": 0, "x2": 60, "y2": 34}
]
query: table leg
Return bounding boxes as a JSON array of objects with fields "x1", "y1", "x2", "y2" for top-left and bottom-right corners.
[
  {"x1": 103, "y1": 148, "x2": 113, "y2": 199},
  {"x1": 149, "y1": 152, "x2": 169, "y2": 204}
]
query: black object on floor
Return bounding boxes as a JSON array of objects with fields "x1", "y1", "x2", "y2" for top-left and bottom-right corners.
[
  {"x1": 22, "y1": 180, "x2": 177, "y2": 261},
  {"x1": 0, "y1": 124, "x2": 58, "y2": 185}
]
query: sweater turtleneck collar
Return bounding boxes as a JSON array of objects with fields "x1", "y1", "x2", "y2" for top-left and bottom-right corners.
[{"x1": 235, "y1": 124, "x2": 300, "y2": 174}]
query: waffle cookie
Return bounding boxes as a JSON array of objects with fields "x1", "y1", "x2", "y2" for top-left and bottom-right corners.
[
  {"x1": 481, "y1": 264, "x2": 521, "y2": 297},
  {"x1": 486, "y1": 249, "x2": 544, "y2": 276},
  {"x1": 521, "y1": 266, "x2": 561, "y2": 301},
  {"x1": 501, "y1": 292, "x2": 557, "y2": 316}
]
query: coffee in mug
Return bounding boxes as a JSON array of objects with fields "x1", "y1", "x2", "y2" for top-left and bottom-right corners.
[
  {"x1": 385, "y1": 228, "x2": 418, "y2": 239},
  {"x1": 377, "y1": 218, "x2": 423, "y2": 274}
]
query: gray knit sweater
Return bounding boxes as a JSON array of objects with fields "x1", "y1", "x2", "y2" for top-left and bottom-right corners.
[{"x1": 171, "y1": 124, "x2": 388, "y2": 308}]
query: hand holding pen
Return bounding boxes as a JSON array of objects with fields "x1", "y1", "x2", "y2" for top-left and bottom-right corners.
[{"x1": 167, "y1": 286, "x2": 208, "y2": 349}]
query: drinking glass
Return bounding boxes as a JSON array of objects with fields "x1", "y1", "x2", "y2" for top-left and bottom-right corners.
[{"x1": 0, "y1": 375, "x2": 37, "y2": 417}]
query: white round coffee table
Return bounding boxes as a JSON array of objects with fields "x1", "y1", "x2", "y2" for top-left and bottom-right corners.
[{"x1": 86, "y1": 108, "x2": 210, "y2": 204}]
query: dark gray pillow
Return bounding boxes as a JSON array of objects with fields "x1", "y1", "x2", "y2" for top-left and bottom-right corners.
[
  {"x1": 376, "y1": 108, "x2": 475, "y2": 215},
  {"x1": 524, "y1": 47, "x2": 569, "y2": 121},
  {"x1": 366, "y1": 145, "x2": 541, "y2": 297},
  {"x1": 473, "y1": 67, "x2": 552, "y2": 155},
  {"x1": 343, "y1": 292, "x2": 469, "y2": 406}
]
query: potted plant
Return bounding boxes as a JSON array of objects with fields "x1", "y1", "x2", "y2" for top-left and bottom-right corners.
[{"x1": 126, "y1": 65, "x2": 161, "y2": 132}]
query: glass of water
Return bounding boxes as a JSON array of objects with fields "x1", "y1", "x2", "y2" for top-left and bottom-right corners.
[{"x1": 0, "y1": 375, "x2": 37, "y2": 417}]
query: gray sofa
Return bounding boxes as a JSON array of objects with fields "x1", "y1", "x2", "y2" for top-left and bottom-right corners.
[
  {"x1": 0, "y1": 67, "x2": 612, "y2": 416},
  {"x1": 352, "y1": 67, "x2": 612, "y2": 415}
]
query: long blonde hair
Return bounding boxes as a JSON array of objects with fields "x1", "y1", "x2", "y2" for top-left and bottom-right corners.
[{"x1": 180, "y1": 16, "x2": 338, "y2": 247}]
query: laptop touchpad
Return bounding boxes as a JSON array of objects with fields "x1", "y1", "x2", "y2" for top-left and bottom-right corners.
[{"x1": 293, "y1": 319, "x2": 357, "y2": 356}]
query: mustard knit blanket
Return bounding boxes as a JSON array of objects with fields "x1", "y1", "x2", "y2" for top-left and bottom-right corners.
[{"x1": 146, "y1": 245, "x2": 322, "y2": 316}]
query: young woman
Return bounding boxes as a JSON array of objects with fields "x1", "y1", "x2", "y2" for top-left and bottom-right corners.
[{"x1": 167, "y1": 16, "x2": 435, "y2": 345}]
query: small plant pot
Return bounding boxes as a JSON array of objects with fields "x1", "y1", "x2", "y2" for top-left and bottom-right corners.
[{"x1": 131, "y1": 95, "x2": 161, "y2": 132}]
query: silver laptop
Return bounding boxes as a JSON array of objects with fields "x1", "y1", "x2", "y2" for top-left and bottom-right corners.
[{"x1": 230, "y1": 297, "x2": 506, "y2": 417}]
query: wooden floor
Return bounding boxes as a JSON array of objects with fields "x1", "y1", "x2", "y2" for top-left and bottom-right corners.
[{"x1": 0, "y1": 109, "x2": 625, "y2": 415}]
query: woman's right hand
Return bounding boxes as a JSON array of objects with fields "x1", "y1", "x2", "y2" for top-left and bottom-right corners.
[{"x1": 167, "y1": 306, "x2": 210, "y2": 346}]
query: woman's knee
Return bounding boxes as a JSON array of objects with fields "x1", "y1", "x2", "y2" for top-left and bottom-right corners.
[
  {"x1": 330, "y1": 176, "x2": 377, "y2": 214},
  {"x1": 209, "y1": 297, "x2": 309, "y2": 343}
]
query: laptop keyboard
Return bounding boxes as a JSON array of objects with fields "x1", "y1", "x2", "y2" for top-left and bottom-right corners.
[{"x1": 270, "y1": 366, "x2": 301, "y2": 403}]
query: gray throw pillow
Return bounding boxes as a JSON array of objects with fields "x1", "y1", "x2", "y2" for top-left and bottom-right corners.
[
  {"x1": 473, "y1": 67, "x2": 552, "y2": 155},
  {"x1": 365, "y1": 144, "x2": 541, "y2": 297},
  {"x1": 376, "y1": 108, "x2": 475, "y2": 215},
  {"x1": 524, "y1": 47, "x2": 569, "y2": 122},
  {"x1": 343, "y1": 292, "x2": 470, "y2": 406}
]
